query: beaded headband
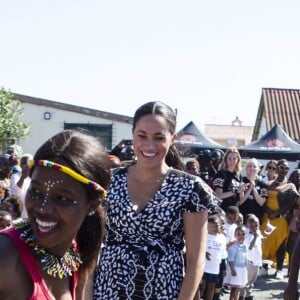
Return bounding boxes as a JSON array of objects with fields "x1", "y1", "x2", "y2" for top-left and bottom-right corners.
[{"x1": 29, "y1": 159, "x2": 107, "y2": 197}]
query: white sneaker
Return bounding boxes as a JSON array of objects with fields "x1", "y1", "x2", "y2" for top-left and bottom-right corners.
[{"x1": 275, "y1": 270, "x2": 284, "y2": 279}]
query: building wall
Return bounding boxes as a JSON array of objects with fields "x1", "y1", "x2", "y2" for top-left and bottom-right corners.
[
  {"x1": 204, "y1": 124, "x2": 253, "y2": 147},
  {"x1": 19, "y1": 102, "x2": 133, "y2": 155}
]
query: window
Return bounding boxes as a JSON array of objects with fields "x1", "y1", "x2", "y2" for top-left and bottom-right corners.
[{"x1": 64, "y1": 123, "x2": 112, "y2": 150}]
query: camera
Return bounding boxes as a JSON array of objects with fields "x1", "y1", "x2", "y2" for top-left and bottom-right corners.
[
  {"x1": 198, "y1": 150, "x2": 212, "y2": 166},
  {"x1": 123, "y1": 139, "x2": 132, "y2": 146}
]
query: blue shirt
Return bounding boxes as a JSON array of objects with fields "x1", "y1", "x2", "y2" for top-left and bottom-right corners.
[{"x1": 227, "y1": 243, "x2": 248, "y2": 268}]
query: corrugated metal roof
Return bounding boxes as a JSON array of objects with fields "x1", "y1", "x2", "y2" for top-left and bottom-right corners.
[{"x1": 253, "y1": 88, "x2": 300, "y2": 142}]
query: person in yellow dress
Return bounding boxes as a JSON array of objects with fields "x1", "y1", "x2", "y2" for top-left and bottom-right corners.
[{"x1": 261, "y1": 159, "x2": 300, "y2": 280}]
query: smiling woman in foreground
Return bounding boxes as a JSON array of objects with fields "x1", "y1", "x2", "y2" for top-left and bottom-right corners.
[
  {"x1": 93, "y1": 101, "x2": 219, "y2": 300},
  {"x1": 0, "y1": 129, "x2": 111, "y2": 300}
]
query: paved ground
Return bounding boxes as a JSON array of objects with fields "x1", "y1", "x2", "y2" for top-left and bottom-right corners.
[{"x1": 221, "y1": 265, "x2": 299, "y2": 300}]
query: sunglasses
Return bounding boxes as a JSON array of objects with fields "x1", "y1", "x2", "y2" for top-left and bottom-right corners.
[
  {"x1": 267, "y1": 166, "x2": 276, "y2": 170},
  {"x1": 278, "y1": 165, "x2": 289, "y2": 171}
]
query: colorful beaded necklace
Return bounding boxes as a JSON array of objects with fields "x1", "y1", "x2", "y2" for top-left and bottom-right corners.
[{"x1": 14, "y1": 220, "x2": 82, "y2": 279}]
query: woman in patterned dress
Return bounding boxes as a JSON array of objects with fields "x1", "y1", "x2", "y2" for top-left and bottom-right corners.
[{"x1": 93, "y1": 101, "x2": 218, "y2": 300}]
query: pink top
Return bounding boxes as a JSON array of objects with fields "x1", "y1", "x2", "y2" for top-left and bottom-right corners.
[{"x1": 1, "y1": 227, "x2": 78, "y2": 300}]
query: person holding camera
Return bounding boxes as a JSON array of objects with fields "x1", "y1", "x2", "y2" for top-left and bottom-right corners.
[
  {"x1": 110, "y1": 139, "x2": 136, "y2": 165},
  {"x1": 197, "y1": 149, "x2": 224, "y2": 188}
]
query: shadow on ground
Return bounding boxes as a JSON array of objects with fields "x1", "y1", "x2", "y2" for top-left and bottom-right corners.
[{"x1": 254, "y1": 275, "x2": 287, "y2": 299}]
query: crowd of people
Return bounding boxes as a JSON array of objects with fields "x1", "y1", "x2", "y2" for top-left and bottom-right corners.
[
  {"x1": 184, "y1": 146, "x2": 300, "y2": 299},
  {"x1": 0, "y1": 100, "x2": 299, "y2": 299}
]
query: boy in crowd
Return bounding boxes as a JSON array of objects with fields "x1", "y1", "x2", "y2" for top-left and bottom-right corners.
[{"x1": 201, "y1": 214, "x2": 227, "y2": 300}]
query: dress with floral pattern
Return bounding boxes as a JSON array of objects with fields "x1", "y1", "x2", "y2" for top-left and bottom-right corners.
[{"x1": 93, "y1": 167, "x2": 218, "y2": 300}]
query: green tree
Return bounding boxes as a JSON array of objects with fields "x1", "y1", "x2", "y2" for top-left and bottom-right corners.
[{"x1": 0, "y1": 87, "x2": 30, "y2": 151}]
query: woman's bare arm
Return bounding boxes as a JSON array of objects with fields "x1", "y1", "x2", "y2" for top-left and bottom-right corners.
[{"x1": 178, "y1": 211, "x2": 208, "y2": 300}]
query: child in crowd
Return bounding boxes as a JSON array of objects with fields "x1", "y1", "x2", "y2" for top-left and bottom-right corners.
[
  {"x1": 237, "y1": 213, "x2": 244, "y2": 226},
  {"x1": 1, "y1": 196, "x2": 24, "y2": 222},
  {"x1": 185, "y1": 159, "x2": 201, "y2": 177},
  {"x1": 201, "y1": 215, "x2": 227, "y2": 300},
  {"x1": 239, "y1": 214, "x2": 263, "y2": 300},
  {"x1": 224, "y1": 206, "x2": 239, "y2": 249},
  {"x1": 221, "y1": 206, "x2": 240, "y2": 296},
  {"x1": 212, "y1": 213, "x2": 227, "y2": 300},
  {"x1": 0, "y1": 210, "x2": 13, "y2": 230},
  {"x1": 223, "y1": 225, "x2": 248, "y2": 300}
]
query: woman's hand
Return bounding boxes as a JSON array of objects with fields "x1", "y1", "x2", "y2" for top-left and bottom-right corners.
[{"x1": 238, "y1": 183, "x2": 246, "y2": 193}]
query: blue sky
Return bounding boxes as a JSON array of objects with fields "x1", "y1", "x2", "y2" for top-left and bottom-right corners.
[{"x1": 1, "y1": 1, "x2": 300, "y2": 131}]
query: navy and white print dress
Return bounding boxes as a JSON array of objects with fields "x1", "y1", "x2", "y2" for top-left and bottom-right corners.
[{"x1": 93, "y1": 167, "x2": 217, "y2": 300}]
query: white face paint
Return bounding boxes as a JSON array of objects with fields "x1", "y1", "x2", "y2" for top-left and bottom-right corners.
[{"x1": 40, "y1": 179, "x2": 64, "y2": 210}]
